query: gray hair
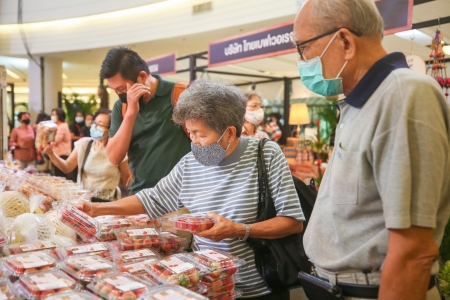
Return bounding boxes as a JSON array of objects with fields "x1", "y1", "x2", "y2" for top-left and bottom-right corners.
[
  {"x1": 305, "y1": 0, "x2": 384, "y2": 39},
  {"x1": 172, "y1": 79, "x2": 247, "y2": 137}
]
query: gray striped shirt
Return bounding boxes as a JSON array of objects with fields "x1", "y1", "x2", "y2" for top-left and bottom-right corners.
[{"x1": 137, "y1": 137, "x2": 305, "y2": 297}]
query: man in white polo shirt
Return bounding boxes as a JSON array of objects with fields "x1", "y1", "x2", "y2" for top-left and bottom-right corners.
[{"x1": 293, "y1": 0, "x2": 450, "y2": 299}]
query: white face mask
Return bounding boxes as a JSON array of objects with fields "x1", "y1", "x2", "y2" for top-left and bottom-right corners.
[
  {"x1": 51, "y1": 116, "x2": 57, "y2": 123},
  {"x1": 245, "y1": 108, "x2": 264, "y2": 125}
]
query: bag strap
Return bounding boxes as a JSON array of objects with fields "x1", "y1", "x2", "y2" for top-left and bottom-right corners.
[
  {"x1": 80, "y1": 140, "x2": 94, "y2": 181},
  {"x1": 256, "y1": 138, "x2": 276, "y2": 221}
]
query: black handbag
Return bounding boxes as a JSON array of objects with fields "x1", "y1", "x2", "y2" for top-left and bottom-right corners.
[{"x1": 246, "y1": 139, "x2": 314, "y2": 291}]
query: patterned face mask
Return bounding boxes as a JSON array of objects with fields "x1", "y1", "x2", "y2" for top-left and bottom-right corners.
[{"x1": 191, "y1": 129, "x2": 230, "y2": 166}]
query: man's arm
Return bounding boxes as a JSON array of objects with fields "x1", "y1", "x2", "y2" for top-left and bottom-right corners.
[
  {"x1": 106, "y1": 83, "x2": 150, "y2": 165},
  {"x1": 379, "y1": 226, "x2": 438, "y2": 300}
]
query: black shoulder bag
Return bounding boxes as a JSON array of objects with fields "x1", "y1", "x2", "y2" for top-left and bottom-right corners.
[{"x1": 246, "y1": 139, "x2": 312, "y2": 291}]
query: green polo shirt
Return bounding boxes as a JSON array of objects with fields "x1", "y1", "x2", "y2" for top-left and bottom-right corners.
[{"x1": 110, "y1": 75, "x2": 191, "y2": 195}]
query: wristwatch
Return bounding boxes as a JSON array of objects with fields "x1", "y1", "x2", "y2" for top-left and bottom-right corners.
[{"x1": 239, "y1": 224, "x2": 251, "y2": 242}]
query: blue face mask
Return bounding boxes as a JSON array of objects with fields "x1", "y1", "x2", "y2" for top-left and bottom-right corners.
[
  {"x1": 75, "y1": 117, "x2": 84, "y2": 123},
  {"x1": 297, "y1": 32, "x2": 348, "y2": 97},
  {"x1": 90, "y1": 124, "x2": 105, "y2": 140}
]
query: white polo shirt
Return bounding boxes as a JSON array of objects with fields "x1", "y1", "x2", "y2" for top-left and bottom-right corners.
[{"x1": 303, "y1": 52, "x2": 450, "y2": 274}]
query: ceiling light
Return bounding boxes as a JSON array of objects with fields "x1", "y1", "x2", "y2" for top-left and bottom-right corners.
[
  {"x1": 443, "y1": 45, "x2": 450, "y2": 55},
  {"x1": 394, "y1": 29, "x2": 432, "y2": 46},
  {"x1": 6, "y1": 69, "x2": 20, "y2": 79}
]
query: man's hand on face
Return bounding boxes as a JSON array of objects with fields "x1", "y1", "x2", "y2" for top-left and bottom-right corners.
[{"x1": 125, "y1": 82, "x2": 151, "y2": 115}]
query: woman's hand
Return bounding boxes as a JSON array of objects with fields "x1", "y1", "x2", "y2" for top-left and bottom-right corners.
[
  {"x1": 195, "y1": 212, "x2": 244, "y2": 242},
  {"x1": 74, "y1": 200, "x2": 97, "y2": 217},
  {"x1": 40, "y1": 143, "x2": 54, "y2": 155}
]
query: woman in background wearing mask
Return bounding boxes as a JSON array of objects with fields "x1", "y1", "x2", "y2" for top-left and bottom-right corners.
[
  {"x1": 41, "y1": 109, "x2": 130, "y2": 201},
  {"x1": 50, "y1": 108, "x2": 72, "y2": 177},
  {"x1": 242, "y1": 91, "x2": 269, "y2": 139},
  {"x1": 9, "y1": 112, "x2": 36, "y2": 169},
  {"x1": 81, "y1": 113, "x2": 93, "y2": 137},
  {"x1": 70, "y1": 110, "x2": 85, "y2": 141}
]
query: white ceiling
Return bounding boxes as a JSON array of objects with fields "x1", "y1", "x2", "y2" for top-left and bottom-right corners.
[{"x1": 1, "y1": 0, "x2": 449, "y2": 101}]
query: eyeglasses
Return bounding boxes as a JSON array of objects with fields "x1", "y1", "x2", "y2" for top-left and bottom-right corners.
[
  {"x1": 295, "y1": 27, "x2": 362, "y2": 60},
  {"x1": 93, "y1": 121, "x2": 110, "y2": 130}
]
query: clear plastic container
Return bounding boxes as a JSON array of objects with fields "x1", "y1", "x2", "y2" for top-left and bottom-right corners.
[
  {"x1": 202, "y1": 275, "x2": 239, "y2": 296},
  {"x1": 57, "y1": 243, "x2": 113, "y2": 261},
  {"x1": 116, "y1": 227, "x2": 162, "y2": 251},
  {"x1": 4, "y1": 252, "x2": 58, "y2": 277},
  {"x1": 117, "y1": 258, "x2": 159, "y2": 281},
  {"x1": 35, "y1": 121, "x2": 58, "y2": 149},
  {"x1": 189, "y1": 249, "x2": 245, "y2": 279},
  {"x1": 57, "y1": 202, "x2": 99, "y2": 240},
  {"x1": 137, "y1": 285, "x2": 209, "y2": 300},
  {"x1": 43, "y1": 290, "x2": 101, "y2": 300},
  {"x1": 126, "y1": 215, "x2": 161, "y2": 228},
  {"x1": 62, "y1": 255, "x2": 116, "y2": 282},
  {"x1": 114, "y1": 248, "x2": 161, "y2": 265},
  {"x1": 95, "y1": 217, "x2": 132, "y2": 241},
  {"x1": 170, "y1": 213, "x2": 215, "y2": 233},
  {"x1": 15, "y1": 270, "x2": 78, "y2": 300},
  {"x1": 0, "y1": 279, "x2": 17, "y2": 299},
  {"x1": 208, "y1": 289, "x2": 243, "y2": 300},
  {"x1": 143, "y1": 254, "x2": 207, "y2": 288},
  {"x1": 87, "y1": 273, "x2": 157, "y2": 300},
  {"x1": 3, "y1": 241, "x2": 58, "y2": 257},
  {"x1": 159, "y1": 232, "x2": 190, "y2": 256}
]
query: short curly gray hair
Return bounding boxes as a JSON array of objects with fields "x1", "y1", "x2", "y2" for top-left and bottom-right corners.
[{"x1": 173, "y1": 80, "x2": 246, "y2": 137}]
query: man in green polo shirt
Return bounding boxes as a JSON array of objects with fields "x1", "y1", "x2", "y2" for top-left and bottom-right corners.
[{"x1": 100, "y1": 47, "x2": 191, "y2": 195}]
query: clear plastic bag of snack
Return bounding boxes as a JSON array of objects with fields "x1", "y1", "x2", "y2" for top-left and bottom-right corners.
[
  {"x1": 143, "y1": 253, "x2": 207, "y2": 288},
  {"x1": 137, "y1": 285, "x2": 209, "y2": 300},
  {"x1": 0, "y1": 279, "x2": 17, "y2": 299},
  {"x1": 159, "y1": 231, "x2": 190, "y2": 256},
  {"x1": 125, "y1": 215, "x2": 161, "y2": 228},
  {"x1": 15, "y1": 270, "x2": 78, "y2": 300},
  {"x1": 202, "y1": 275, "x2": 240, "y2": 296},
  {"x1": 189, "y1": 249, "x2": 245, "y2": 279},
  {"x1": 3, "y1": 241, "x2": 58, "y2": 257},
  {"x1": 56, "y1": 242, "x2": 113, "y2": 261},
  {"x1": 57, "y1": 201, "x2": 98, "y2": 240},
  {"x1": 114, "y1": 248, "x2": 161, "y2": 265},
  {"x1": 95, "y1": 217, "x2": 132, "y2": 241},
  {"x1": 17, "y1": 182, "x2": 54, "y2": 212},
  {"x1": 35, "y1": 121, "x2": 58, "y2": 149},
  {"x1": 87, "y1": 273, "x2": 157, "y2": 300},
  {"x1": 116, "y1": 227, "x2": 162, "y2": 251},
  {"x1": 208, "y1": 289, "x2": 243, "y2": 300},
  {"x1": 169, "y1": 213, "x2": 215, "y2": 233},
  {"x1": 43, "y1": 290, "x2": 101, "y2": 300},
  {"x1": 4, "y1": 252, "x2": 58, "y2": 277},
  {"x1": 118, "y1": 258, "x2": 159, "y2": 282},
  {"x1": 62, "y1": 255, "x2": 116, "y2": 283}
]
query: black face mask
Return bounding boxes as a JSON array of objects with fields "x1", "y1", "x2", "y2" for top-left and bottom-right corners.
[
  {"x1": 118, "y1": 93, "x2": 145, "y2": 104},
  {"x1": 22, "y1": 119, "x2": 30, "y2": 125}
]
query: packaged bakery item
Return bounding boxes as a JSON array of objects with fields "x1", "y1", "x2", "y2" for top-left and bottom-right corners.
[
  {"x1": 170, "y1": 214, "x2": 215, "y2": 233},
  {"x1": 3, "y1": 241, "x2": 58, "y2": 257},
  {"x1": 57, "y1": 243, "x2": 113, "y2": 261},
  {"x1": 4, "y1": 252, "x2": 58, "y2": 277},
  {"x1": 87, "y1": 273, "x2": 156, "y2": 300},
  {"x1": 0, "y1": 280, "x2": 17, "y2": 299},
  {"x1": 144, "y1": 253, "x2": 207, "y2": 288},
  {"x1": 35, "y1": 121, "x2": 58, "y2": 149},
  {"x1": 159, "y1": 231, "x2": 190, "y2": 256},
  {"x1": 116, "y1": 227, "x2": 162, "y2": 251},
  {"x1": 137, "y1": 285, "x2": 209, "y2": 300},
  {"x1": 113, "y1": 248, "x2": 161, "y2": 265},
  {"x1": 62, "y1": 255, "x2": 115, "y2": 283},
  {"x1": 57, "y1": 201, "x2": 98, "y2": 240},
  {"x1": 43, "y1": 290, "x2": 101, "y2": 300},
  {"x1": 189, "y1": 249, "x2": 245, "y2": 279},
  {"x1": 126, "y1": 215, "x2": 161, "y2": 228},
  {"x1": 15, "y1": 270, "x2": 78, "y2": 300},
  {"x1": 95, "y1": 217, "x2": 132, "y2": 242}
]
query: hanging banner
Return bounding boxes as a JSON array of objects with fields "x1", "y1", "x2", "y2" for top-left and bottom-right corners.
[
  {"x1": 208, "y1": 0, "x2": 413, "y2": 67},
  {"x1": 146, "y1": 52, "x2": 176, "y2": 76}
]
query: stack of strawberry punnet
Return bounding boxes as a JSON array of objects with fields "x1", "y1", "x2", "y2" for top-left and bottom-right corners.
[
  {"x1": 116, "y1": 227, "x2": 162, "y2": 252},
  {"x1": 95, "y1": 216, "x2": 133, "y2": 242},
  {"x1": 189, "y1": 249, "x2": 246, "y2": 300},
  {"x1": 57, "y1": 202, "x2": 98, "y2": 242},
  {"x1": 170, "y1": 214, "x2": 215, "y2": 233},
  {"x1": 87, "y1": 273, "x2": 157, "y2": 299}
]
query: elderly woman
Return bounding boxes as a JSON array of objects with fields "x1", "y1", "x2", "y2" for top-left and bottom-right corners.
[
  {"x1": 242, "y1": 91, "x2": 269, "y2": 139},
  {"x1": 77, "y1": 80, "x2": 304, "y2": 299}
]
